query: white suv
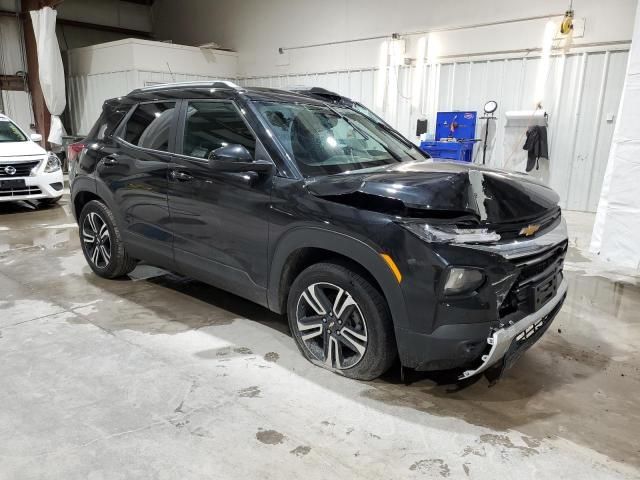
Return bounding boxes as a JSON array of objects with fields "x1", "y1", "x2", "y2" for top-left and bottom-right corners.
[{"x1": 0, "y1": 114, "x2": 64, "y2": 204}]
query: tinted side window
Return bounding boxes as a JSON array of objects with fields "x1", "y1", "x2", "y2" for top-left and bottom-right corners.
[
  {"x1": 182, "y1": 101, "x2": 255, "y2": 159},
  {"x1": 123, "y1": 102, "x2": 176, "y2": 151},
  {"x1": 90, "y1": 104, "x2": 129, "y2": 141}
]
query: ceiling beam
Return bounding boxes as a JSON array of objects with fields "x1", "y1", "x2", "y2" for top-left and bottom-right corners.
[
  {"x1": 0, "y1": 9, "x2": 153, "y2": 39},
  {"x1": 0, "y1": 75, "x2": 29, "y2": 92},
  {"x1": 57, "y1": 18, "x2": 153, "y2": 38},
  {"x1": 120, "y1": 0, "x2": 154, "y2": 4}
]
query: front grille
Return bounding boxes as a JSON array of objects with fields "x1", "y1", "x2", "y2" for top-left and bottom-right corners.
[
  {"x1": 493, "y1": 207, "x2": 562, "y2": 241},
  {"x1": 499, "y1": 241, "x2": 567, "y2": 318},
  {"x1": 0, "y1": 186, "x2": 42, "y2": 197},
  {"x1": 0, "y1": 160, "x2": 40, "y2": 177}
]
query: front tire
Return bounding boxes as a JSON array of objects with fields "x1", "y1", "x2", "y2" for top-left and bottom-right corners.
[
  {"x1": 287, "y1": 262, "x2": 396, "y2": 380},
  {"x1": 79, "y1": 200, "x2": 137, "y2": 278}
]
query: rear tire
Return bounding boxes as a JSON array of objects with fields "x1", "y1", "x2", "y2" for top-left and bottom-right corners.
[
  {"x1": 287, "y1": 262, "x2": 396, "y2": 380},
  {"x1": 79, "y1": 200, "x2": 137, "y2": 279}
]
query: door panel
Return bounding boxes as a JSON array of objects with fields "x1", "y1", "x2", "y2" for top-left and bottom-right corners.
[
  {"x1": 97, "y1": 101, "x2": 177, "y2": 267},
  {"x1": 167, "y1": 100, "x2": 272, "y2": 304}
]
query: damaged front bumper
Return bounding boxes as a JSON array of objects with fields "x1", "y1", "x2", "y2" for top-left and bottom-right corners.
[{"x1": 459, "y1": 276, "x2": 568, "y2": 380}]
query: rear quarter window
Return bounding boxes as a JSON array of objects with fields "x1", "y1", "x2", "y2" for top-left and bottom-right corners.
[
  {"x1": 89, "y1": 104, "x2": 129, "y2": 141},
  {"x1": 122, "y1": 102, "x2": 176, "y2": 152}
]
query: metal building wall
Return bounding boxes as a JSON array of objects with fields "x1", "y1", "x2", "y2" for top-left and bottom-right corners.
[{"x1": 239, "y1": 47, "x2": 629, "y2": 212}]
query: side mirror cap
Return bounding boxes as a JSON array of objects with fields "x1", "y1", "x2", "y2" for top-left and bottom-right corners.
[
  {"x1": 30, "y1": 133, "x2": 43, "y2": 142},
  {"x1": 209, "y1": 144, "x2": 253, "y2": 162},
  {"x1": 208, "y1": 144, "x2": 275, "y2": 174}
]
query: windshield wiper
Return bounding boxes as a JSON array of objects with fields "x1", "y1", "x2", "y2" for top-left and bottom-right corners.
[
  {"x1": 373, "y1": 121, "x2": 419, "y2": 152},
  {"x1": 378, "y1": 143, "x2": 402, "y2": 162},
  {"x1": 325, "y1": 105, "x2": 373, "y2": 141}
]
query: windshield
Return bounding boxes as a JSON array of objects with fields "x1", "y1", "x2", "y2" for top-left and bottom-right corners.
[
  {"x1": 254, "y1": 101, "x2": 428, "y2": 176},
  {"x1": 0, "y1": 120, "x2": 28, "y2": 143}
]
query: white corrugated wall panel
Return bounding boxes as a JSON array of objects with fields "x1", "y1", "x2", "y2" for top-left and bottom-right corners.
[
  {"x1": 136, "y1": 70, "x2": 234, "y2": 87},
  {"x1": 587, "y1": 51, "x2": 628, "y2": 212},
  {"x1": 0, "y1": 16, "x2": 32, "y2": 130},
  {"x1": 567, "y1": 53, "x2": 605, "y2": 211},
  {"x1": 67, "y1": 71, "x2": 130, "y2": 135},
  {"x1": 0, "y1": 91, "x2": 33, "y2": 132},
  {"x1": 238, "y1": 47, "x2": 628, "y2": 212}
]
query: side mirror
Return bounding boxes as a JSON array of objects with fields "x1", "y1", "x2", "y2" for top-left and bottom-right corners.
[
  {"x1": 208, "y1": 144, "x2": 274, "y2": 174},
  {"x1": 30, "y1": 133, "x2": 43, "y2": 142}
]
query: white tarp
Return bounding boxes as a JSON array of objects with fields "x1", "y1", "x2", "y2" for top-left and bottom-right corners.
[
  {"x1": 590, "y1": 2, "x2": 640, "y2": 270},
  {"x1": 29, "y1": 7, "x2": 66, "y2": 148}
]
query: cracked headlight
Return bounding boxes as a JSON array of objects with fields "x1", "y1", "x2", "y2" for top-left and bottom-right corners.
[
  {"x1": 44, "y1": 152, "x2": 61, "y2": 173},
  {"x1": 443, "y1": 267, "x2": 485, "y2": 295},
  {"x1": 401, "y1": 223, "x2": 501, "y2": 244}
]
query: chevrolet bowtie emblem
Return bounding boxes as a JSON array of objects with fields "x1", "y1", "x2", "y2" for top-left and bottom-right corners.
[{"x1": 519, "y1": 224, "x2": 541, "y2": 237}]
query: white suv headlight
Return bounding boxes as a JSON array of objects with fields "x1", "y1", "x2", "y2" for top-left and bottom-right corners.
[
  {"x1": 401, "y1": 222, "x2": 501, "y2": 244},
  {"x1": 44, "y1": 152, "x2": 61, "y2": 173}
]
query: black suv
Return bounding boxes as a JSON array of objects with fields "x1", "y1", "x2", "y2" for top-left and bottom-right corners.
[{"x1": 70, "y1": 81, "x2": 568, "y2": 381}]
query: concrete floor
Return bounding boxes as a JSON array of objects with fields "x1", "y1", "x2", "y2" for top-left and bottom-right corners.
[{"x1": 1, "y1": 194, "x2": 639, "y2": 480}]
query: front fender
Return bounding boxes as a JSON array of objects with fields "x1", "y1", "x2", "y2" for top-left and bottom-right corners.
[{"x1": 267, "y1": 226, "x2": 409, "y2": 331}]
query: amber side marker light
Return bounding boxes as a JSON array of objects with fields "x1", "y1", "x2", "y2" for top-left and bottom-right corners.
[{"x1": 380, "y1": 253, "x2": 402, "y2": 283}]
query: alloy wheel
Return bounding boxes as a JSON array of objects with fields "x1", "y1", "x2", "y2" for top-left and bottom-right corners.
[
  {"x1": 295, "y1": 282, "x2": 368, "y2": 369},
  {"x1": 82, "y1": 212, "x2": 112, "y2": 268}
]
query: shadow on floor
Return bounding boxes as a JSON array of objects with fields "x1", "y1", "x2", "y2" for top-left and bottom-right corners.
[{"x1": 101, "y1": 264, "x2": 640, "y2": 467}]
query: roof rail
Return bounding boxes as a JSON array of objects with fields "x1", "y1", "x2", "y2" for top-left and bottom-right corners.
[{"x1": 131, "y1": 80, "x2": 242, "y2": 94}]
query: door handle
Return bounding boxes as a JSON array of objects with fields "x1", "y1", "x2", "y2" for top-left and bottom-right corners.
[
  {"x1": 169, "y1": 170, "x2": 193, "y2": 182},
  {"x1": 102, "y1": 155, "x2": 119, "y2": 166}
]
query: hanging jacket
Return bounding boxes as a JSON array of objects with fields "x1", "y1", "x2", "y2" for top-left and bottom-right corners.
[{"x1": 523, "y1": 126, "x2": 549, "y2": 172}]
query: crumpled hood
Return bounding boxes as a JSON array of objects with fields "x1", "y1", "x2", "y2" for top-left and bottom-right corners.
[
  {"x1": 305, "y1": 160, "x2": 560, "y2": 224},
  {"x1": 0, "y1": 141, "x2": 47, "y2": 158}
]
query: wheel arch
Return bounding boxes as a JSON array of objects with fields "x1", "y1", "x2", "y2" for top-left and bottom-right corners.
[
  {"x1": 73, "y1": 190, "x2": 102, "y2": 220},
  {"x1": 268, "y1": 227, "x2": 409, "y2": 330},
  {"x1": 72, "y1": 178, "x2": 123, "y2": 228}
]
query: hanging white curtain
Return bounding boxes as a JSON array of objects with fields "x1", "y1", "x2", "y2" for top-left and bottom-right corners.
[
  {"x1": 590, "y1": 3, "x2": 640, "y2": 270},
  {"x1": 29, "y1": 6, "x2": 66, "y2": 149}
]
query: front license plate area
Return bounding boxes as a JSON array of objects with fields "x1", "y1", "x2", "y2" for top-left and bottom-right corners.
[
  {"x1": 0, "y1": 179, "x2": 26, "y2": 190},
  {"x1": 531, "y1": 273, "x2": 559, "y2": 311},
  {"x1": 485, "y1": 292, "x2": 566, "y2": 384}
]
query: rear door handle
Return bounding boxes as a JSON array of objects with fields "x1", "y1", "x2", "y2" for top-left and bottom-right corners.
[{"x1": 169, "y1": 170, "x2": 193, "y2": 182}]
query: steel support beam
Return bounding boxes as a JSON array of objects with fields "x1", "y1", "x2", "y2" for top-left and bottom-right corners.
[
  {"x1": 0, "y1": 9, "x2": 152, "y2": 38},
  {"x1": 0, "y1": 75, "x2": 29, "y2": 91},
  {"x1": 21, "y1": 0, "x2": 55, "y2": 147}
]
